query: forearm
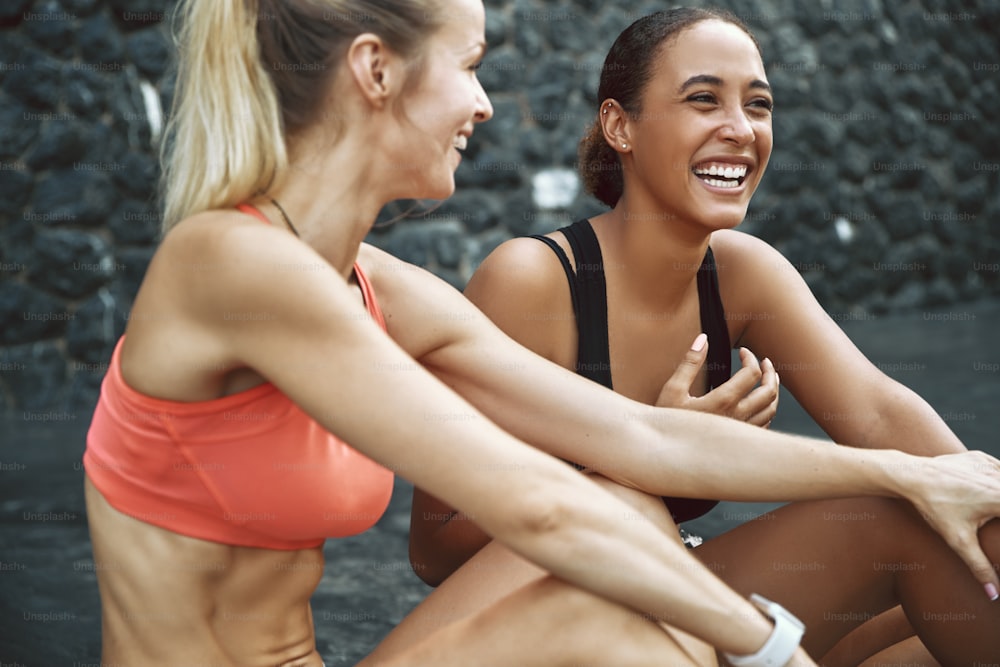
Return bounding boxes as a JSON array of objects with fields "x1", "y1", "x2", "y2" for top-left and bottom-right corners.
[
  {"x1": 427, "y1": 333, "x2": 917, "y2": 505},
  {"x1": 505, "y1": 461, "x2": 775, "y2": 655},
  {"x1": 619, "y1": 404, "x2": 917, "y2": 503}
]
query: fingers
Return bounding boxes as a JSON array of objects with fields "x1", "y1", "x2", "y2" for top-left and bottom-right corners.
[
  {"x1": 659, "y1": 342, "x2": 780, "y2": 427},
  {"x1": 694, "y1": 349, "x2": 779, "y2": 426},
  {"x1": 949, "y1": 527, "x2": 1000, "y2": 601},
  {"x1": 697, "y1": 348, "x2": 761, "y2": 407},
  {"x1": 739, "y1": 357, "x2": 780, "y2": 427},
  {"x1": 656, "y1": 334, "x2": 709, "y2": 408},
  {"x1": 918, "y1": 452, "x2": 1000, "y2": 601}
]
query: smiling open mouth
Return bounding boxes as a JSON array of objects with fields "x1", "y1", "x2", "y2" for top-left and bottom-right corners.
[{"x1": 692, "y1": 163, "x2": 748, "y2": 189}]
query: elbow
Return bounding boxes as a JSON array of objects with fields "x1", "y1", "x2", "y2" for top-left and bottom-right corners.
[{"x1": 495, "y1": 483, "x2": 576, "y2": 551}]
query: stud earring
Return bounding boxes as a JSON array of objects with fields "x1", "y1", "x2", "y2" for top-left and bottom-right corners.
[{"x1": 621, "y1": 143, "x2": 627, "y2": 149}]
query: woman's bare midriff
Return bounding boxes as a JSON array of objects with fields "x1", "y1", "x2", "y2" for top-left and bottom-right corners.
[{"x1": 85, "y1": 476, "x2": 328, "y2": 666}]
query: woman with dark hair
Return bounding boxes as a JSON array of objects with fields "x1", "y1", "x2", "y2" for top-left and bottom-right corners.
[{"x1": 400, "y1": 8, "x2": 1000, "y2": 666}]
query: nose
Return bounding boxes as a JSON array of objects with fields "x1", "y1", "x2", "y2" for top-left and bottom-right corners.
[
  {"x1": 474, "y1": 77, "x2": 493, "y2": 123},
  {"x1": 719, "y1": 106, "x2": 755, "y2": 145}
]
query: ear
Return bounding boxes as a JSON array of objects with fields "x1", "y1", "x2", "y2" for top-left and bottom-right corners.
[
  {"x1": 599, "y1": 99, "x2": 633, "y2": 154},
  {"x1": 346, "y1": 33, "x2": 399, "y2": 109}
]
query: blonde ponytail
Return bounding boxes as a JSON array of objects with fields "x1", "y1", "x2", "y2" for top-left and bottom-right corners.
[
  {"x1": 160, "y1": 0, "x2": 447, "y2": 231},
  {"x1": 161, "y1": 0, "x2": 286, "y2": 231}
]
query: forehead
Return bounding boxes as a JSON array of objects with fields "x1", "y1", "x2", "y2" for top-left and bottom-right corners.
[
  {"x1": 654, "y1": 20, "x2": 766, "y2": 86},
  {"x1": 432, "y1": 0, "x2": 485, "y2": 45}
]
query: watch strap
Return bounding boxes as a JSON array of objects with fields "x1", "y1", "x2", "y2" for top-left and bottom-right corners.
[{"x1": 723, "y1": 594, "x2": 805, "y2": 667}]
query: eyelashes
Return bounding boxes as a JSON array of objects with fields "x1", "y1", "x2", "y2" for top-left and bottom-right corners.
[{"x1": 685, "y1": 93, "x2": 773, "y2": 112}]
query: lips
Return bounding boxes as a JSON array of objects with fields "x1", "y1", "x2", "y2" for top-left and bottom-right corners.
[{"x1": 453, "y1": 135, "x2": 468, "y2": 151}]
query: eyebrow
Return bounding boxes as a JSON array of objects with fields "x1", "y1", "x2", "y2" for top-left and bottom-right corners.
[{"x1": 677, "y1": 74, "x2": 771, "y2": 94}]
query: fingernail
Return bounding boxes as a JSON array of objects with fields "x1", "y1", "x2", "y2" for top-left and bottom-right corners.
[
  {"x1": 986, "y1": 583, "x2": 999, "y2": 601},
  {"x1": 691, "y1": 333, "x2": 707, "y2": 352}
]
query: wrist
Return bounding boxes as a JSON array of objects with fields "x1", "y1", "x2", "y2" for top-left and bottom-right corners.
[
  {"x1": 723, "y1": 594, "x2": 805, "y2": 667},
  {"x1": 873, "y1": 449, "x2": 926, "y2": 501}
]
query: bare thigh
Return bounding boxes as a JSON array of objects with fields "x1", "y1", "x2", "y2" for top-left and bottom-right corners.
[
  {"x1": 360, "y1": 574, "x2": 709, "y2": 667},
  {"x1": 368, "y1": 476, "x2": 713, "y2": 665}
]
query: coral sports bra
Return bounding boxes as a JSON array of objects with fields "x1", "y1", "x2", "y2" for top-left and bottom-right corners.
[{"x1": 83, "y1": 204, "x2": 394, "y2": 550}]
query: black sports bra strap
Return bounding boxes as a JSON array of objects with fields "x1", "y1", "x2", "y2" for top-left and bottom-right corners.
[
  {"x1": 697, "y1": 247, "x2": 732, "y2": 391},
  {"x1": 561, "y1": 221, "x2": 613, "y2": 389},
  {"x1": 528, "y1": 235, "x2": 581, "y2": 319}
]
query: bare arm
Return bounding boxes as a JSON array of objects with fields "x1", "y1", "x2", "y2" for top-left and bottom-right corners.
[
  {"x1": 711, "y1": 229, "x2": 966, "y2": 457},
  {"x1": 164, "y1": 216, "x2": 777, "y2": 655},
  {"x1": 370, "y1": 238, "x2": 1000, "y2": 595}
]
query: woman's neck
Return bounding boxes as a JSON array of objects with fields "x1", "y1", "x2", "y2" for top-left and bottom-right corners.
[
  {"x1": 591, "y1": 200, "x2": 714, "y2": 311},
  {"x1": 260, "y1": 129, "x2": 390, "y2": 279}
]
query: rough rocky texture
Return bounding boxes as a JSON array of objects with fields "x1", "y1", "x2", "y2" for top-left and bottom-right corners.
[{"x1": 1, "y1": 2, "x2": 999, "y2": 410}]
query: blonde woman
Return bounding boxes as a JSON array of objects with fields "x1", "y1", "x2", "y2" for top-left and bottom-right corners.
[{"x1": 84, "y1": 1, "x2": 1000, "y2": 665}]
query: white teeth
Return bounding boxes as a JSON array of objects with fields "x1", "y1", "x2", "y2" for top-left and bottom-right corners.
[
  {"x1": 693, "y1": 163, "x2": 748, "y2": 180},
  {"x1": 703, "y1": 178, "x2": 740, "y2": 189},
  {"x1": 454, "y1": 136, "x2": 467, "y2": 150}
]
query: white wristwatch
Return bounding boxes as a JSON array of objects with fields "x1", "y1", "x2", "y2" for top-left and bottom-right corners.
[{"x1": 723, "y1": 594, "x2": 806, "y2": 667}]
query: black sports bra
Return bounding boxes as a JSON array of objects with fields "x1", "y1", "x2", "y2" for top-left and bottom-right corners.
[{"x1": 530, "y1": 219, "x2": 732, "y2": 523}]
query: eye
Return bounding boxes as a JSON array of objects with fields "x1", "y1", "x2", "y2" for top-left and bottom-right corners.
[
  {"x1": 686, "y1": 92, "x2": 717, "y2": 104},
  {"x1": 749, "y1": 97, "x2": 774, "y2": 112}
]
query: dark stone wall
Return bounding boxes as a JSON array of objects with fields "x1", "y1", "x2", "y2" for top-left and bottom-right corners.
[{"x1": 1, "y1": 0, "x2": 999, "y2": 414}]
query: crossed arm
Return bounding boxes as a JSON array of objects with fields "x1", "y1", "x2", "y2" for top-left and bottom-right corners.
[
  {"x1": 173, "y1": 218, "x2": 1000, "y2": 653},
  {"x1": 389, "y1": 232, "x2": 999, "y2": 593}
]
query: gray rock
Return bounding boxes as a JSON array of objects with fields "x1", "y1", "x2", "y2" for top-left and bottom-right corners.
[
  {"x1": 0, "y1": 167, "x2": 33, "y2": 217},
  {"x1": 0, "y1": 283, "x2": 68, "y2": 345},
  {"x1": 115, "y1": 246, "x2": 154, "y2": 301},
  {"x1": 0, "y1": 0, "x2": 31, "y2": 23},
  {"x1": 484, "y1": 7, "x2": 508, "y2": 49},
  {"x1": 66, "y1": 361, "x2": 103, "y2": 412},
  {"x1": 477, "y1": 48, "x2": 526, "y2": 94},
  {"x1": 24, "y1": 119, "x2": 89, "y2": 169},
  {"x1": 457, "y1": 148, "x2": 525, "y2": 189},
  {"x1": 79, "y1": 12, "x2": 125, "y2": 65},
  {"x1": 113, "y1": 151, "x2": 158, "y2": 196},
  {"x1": 3, "y1": 47, "x2": 62, "y2": 109},
  {"x1": 436, "y1": 191, "x2": 503, "y2": 235},
  {"x1": 109, "y1": 199, "x2": 160, "y2": 245},
  {"x1": 66, "y1": 290, "x2": 117, "y2": 365},
  {"x1": 30, "y1": 169, "x2": 119, "y2": 228},
  {"x1": 62, "y1": 0, "x2": 100, "y2": 15},
  {"x1": 873, "y1": 194, "x2": 925, "y2": 241},
  {"x1": 513, "y1": 2, "x2": 546, "y2": 59},
  {"x1": 22, "y1": 1, "x2": 75, "y2": 57},
  {"x1": 125, "y1": 26, "x2": 170, "y2": 78},
  {"x1": 64, "y1": 67, "x2": 108, "y2": 118},
  {"x1": 0, "y1": 341, "x2": 67, "y2": 410},
  {"x1": 108, "y1": 0, "x2": 171, "y2": 26},
  {"x1": 29, "y1": 230, "x2": 113, "y2": 298}
]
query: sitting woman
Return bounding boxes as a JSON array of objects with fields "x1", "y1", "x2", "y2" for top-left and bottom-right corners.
[{"x1": 398, "y1": 8, "x2": 1000, "y2": 666}]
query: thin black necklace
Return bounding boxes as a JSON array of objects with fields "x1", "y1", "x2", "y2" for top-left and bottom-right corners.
[{"x1": 268, "y1": 197, "x2": 300, "y2": 237}]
